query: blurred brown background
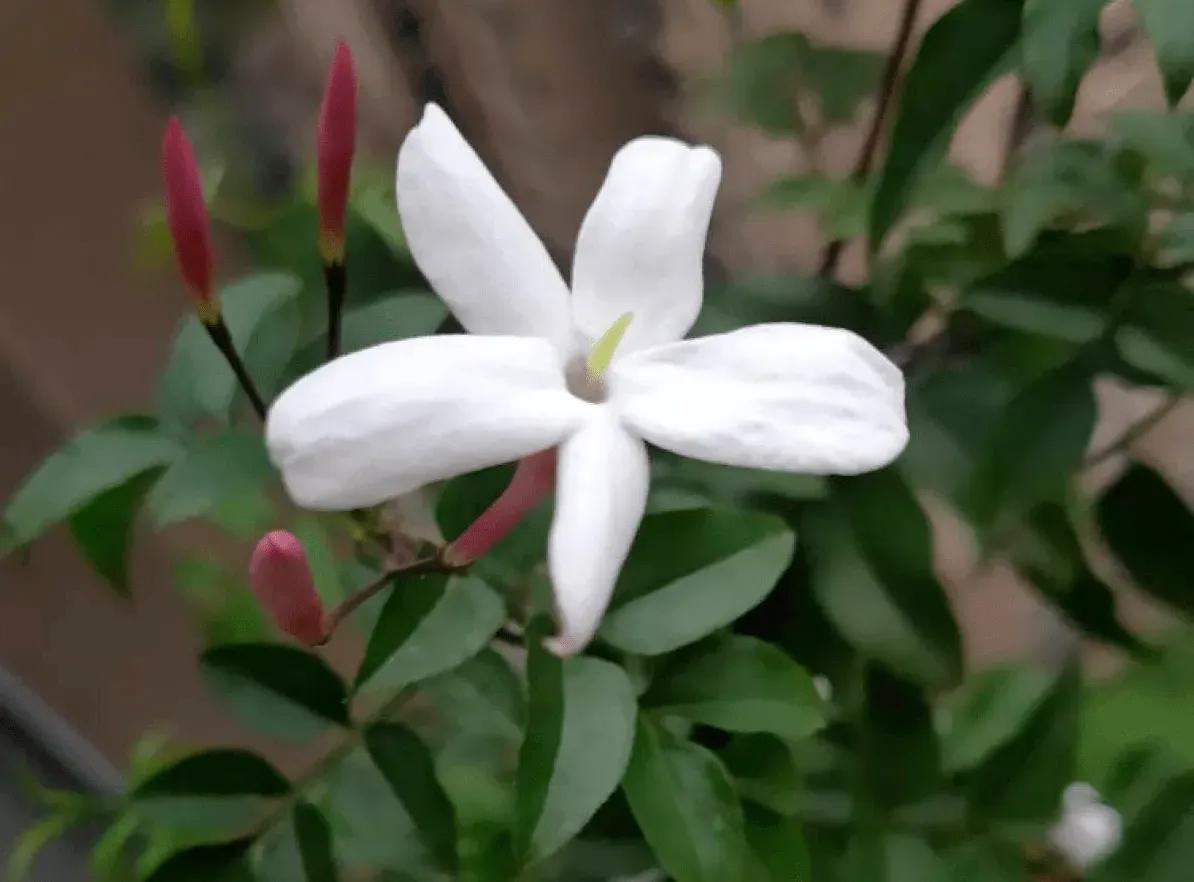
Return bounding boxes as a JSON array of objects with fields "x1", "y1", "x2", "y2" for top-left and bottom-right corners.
[{"x1": 1, "y1": 0, "x2": 1190, "y2": 795}]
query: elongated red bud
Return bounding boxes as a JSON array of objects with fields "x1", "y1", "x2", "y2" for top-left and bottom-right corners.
[
  {"x1": 161, "y1": 117, "x2": 217, "y2": 323},
  {"x1": 446, "y1": 449, "x2": 557, "y2": 565},
  {"x1": 249, "y1": 531, "x2": 326, "y2": 646},
  {"x1": 317, "y1": 41, "x2": 357, "y2": 264}
]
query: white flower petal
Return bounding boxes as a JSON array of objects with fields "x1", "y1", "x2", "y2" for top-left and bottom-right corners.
[
  {"x1": 546, "y1": 411, "x2": 649, "y2": 656},
  {"x1": 396, "y1": 104, "x2": 572, "y2": 350},
  {"x1": 267, "y1": 335, "x2": 591, "y2": 509},
  {"x1": 571, "y1": 137, "x2": 722, "y2": 354},
  {"x1": 611, "y1": 323, "x2": 907, "y2": 475},
  {"x1": 1049, "y1": 785, "x2": 1122, "y2": 871}
]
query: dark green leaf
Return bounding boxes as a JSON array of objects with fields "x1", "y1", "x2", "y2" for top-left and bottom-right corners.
[
  {"x1": 942, "y1": 665, "x2": 1056, "y2": 773},
  {"x1": 804, "y1": 470, "x2": 962, "y2": 687},
  {"x1": 293, "y1": 803, "x2": 338, "y2": 882},
  {"x1": 870, "y1": 0, "x2": 1022, "y2": 251},
  {"x1": 135, "y1": 749, "x2": 289, "y2": 798},
  {"x1": 355, "y1": 573, "x2": 506, "y2": 696},
  {"x1": 962, "y1": 232, "x2": 1131, "y2": 343},
  {"x1": 1094, "y1": 770, "x2": 1194, "y2": 882},
  {"x1": 967, "y1": 666, "x2": 1080, "y2": 820},
  {"x1": 744, "y1": 806, "x2": 810, "y2": 882},
  {"x1": 365, "y1": 723, "x2": 459, "y2": 872},
  {"x1": 1098, "y1": 464, "x2": 1194, "y2": 617},
  {"x1": 1134, "y1": 0, "x2": 1194, "y2": 104},
  {"x1": 515, "y1": 637, "x2": 636, "y2": 864},
  {"x1": 847, "y1": 835, "x2": 950, "y2": 882},
  {"x1": 720, "y1": 735, "x2": 804, "y2": 816},
  {"x1": 1002, "y1": 140, "x2": 1146, "y2": 257},
  {"x1": 969, "y1": 358, "x2": 1097, "y2": 526},
  {"x1": 2, "y1": 416, "x2": 182, "y2": 552},
  {"x1": 643, "y1": 636, "x2": 826, "y2": 739},
  {"x1": 7, "y1": 813, "x2": 81, "y2": 882},
  {"x1": 622, "y1": 717, "x2": 747, "y2": 882},
  {"x1": 143, "y1": 841, "x2": 254, "y2": 882},
  {"x1": 156, "y1": 272, "x2": 302, "y2": 427},
  {"x1": 598, "y1": 509, "x2": 795, "y2": 655},
  {"x1": 69, "y1": 467, "x2": 162, "y2": 593},
  {"x1": 861, "y1": 668, "x2": 941, "y2": 807},
  {"x1": 1021, "y1": 0, "x2": 1104, "y2": 125},
  {"x1": 1014, "y1": 503, "x2": 1145, "y2": 652},
  {"x1": 1110, "y1": 111, "x2": 1194, "y2": 181},
  {"x1": 1116, "y1": 280, "x2": 1194, "y2": 390},
  {"x1": 201, "y1": 643, "x2": 349, "y2": 741},
  {"x1": 148, "y1": 433, "x2": 274, "y2": 528}
]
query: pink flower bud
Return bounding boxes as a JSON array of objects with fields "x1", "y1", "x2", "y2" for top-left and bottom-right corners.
[
  {"x1": 249, "y1": 531, "x2": 326, "y2": 646},
  {"x1": 161, "y1": 117, "x2": 216, "y2": 321},
  {"x1": 316, "y1": 41, "x2": 357, "y2": 264},
  {"x1": 446, "y1": 449, "x2": 557, "y2": 565}
]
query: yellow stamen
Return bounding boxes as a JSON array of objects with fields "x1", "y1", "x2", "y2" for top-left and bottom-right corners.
[{"x1": 586, "y1": 312, "x2": 633, "y2": 379}]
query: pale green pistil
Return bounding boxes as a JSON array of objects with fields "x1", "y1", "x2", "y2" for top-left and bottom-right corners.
[{"x1": 586, "y1": 312, "x2": 634, "y2": 379}]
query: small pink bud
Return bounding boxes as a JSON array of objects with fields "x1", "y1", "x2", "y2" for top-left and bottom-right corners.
[
  {"x1": 161, "y1": 117, "x2": 216, "y2": 321},
  {"x1": 249, "y1": 531, "x2": 326, "y2": 646},
  {"x1": 316, "y1": 41, "x2": 357, "y2": 264},
  {"x1": 446, "y1": 449, "x2": 557, "y2": 565}
]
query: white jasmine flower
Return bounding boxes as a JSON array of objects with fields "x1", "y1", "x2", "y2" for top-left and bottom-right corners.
[
  {"x1": 1048, "y1": 783, "x2": 1123, "y2": 872},
  {"x1": 266, "y1": 104, "x2": 907, "y2": 654}
]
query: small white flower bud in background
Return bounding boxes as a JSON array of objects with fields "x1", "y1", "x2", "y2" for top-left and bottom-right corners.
[
  {"x1": 1048, "y1": 782, "x2": 1123, "y2": 872},
  {"x1": 813, "y1": 675, "x2": 833, "y2": 703}
]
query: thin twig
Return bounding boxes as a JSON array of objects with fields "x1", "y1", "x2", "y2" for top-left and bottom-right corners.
[
  {"x1": 203, "y1": 317, "x2": 267, "y2": 420},
  {"x1": 1084, "y1": 397, "x2": 1182, "y2": 469},
  {"x1": 818, "y1": 0, "x2": 924, "y2": 279}
]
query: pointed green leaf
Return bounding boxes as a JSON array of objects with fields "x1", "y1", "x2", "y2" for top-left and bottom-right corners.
[
  {"x1": 355, "y1": 573, "x2": 506, "y2": 696},
  {"x1": 148, "y1": 433, "x2": 274, "y2": 528},
  {"x1": 870, "y1": 0, "x2": 1023, "y2": 251},
  {"x1": 2, "y1": 416, "x2": 182, "y2": 552},
  {"x1": 69, "y1": 467, "x2": 162, "y2": 593},
  {"x1": 516, "y1": 637, "x2": 636, "y2": 864},
  {"x1": 293, "y1": 803, "x2": 338, "y2": 882},
  {"x1": 143, "y1": 841, "x2": 254, "y2": 882},
  {"x1": 622, "y1": 717, "x2": 747, "y2": 882},
  {"x1": 643, "y1": 636, "x2": 825, "y2": 739},
  {"x1": 1021, "y1": 0, "x2": 1104, "y2": 125},
  {"x1": 1134, "y1": 0, "x2": 1194, "y2": 104},
  {"x1": 599, "y1": 509, "x2": 795, "y2": 655},
  {"x1": 365, "y1": 723, "x2": 459, "y2": 872},
  {"x1": 201, "y1": 643, "x2": 349, "y2": 741}
]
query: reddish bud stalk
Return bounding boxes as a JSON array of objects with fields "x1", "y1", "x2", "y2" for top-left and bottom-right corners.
[
  {"x1": 249, "y1": 531, "x2": 327, "y2": 646},
  {"x1": 446, "y1": 449, "x2": 557, "y2": 565},
  {"x1": 161, "y1": 117, "x2": 216, "y2": 320},
  {"x1": 317, "y1": 41, "x2": 357, "y2": 265}
]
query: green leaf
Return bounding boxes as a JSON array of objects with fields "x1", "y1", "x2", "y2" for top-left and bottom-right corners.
[
  {"x1": 758, "y1": 175, "x2": 870, "y2": 239},
  {"x1": 365, "y1": 723, "x2": 459, "y2": 872},
  {"x1": 148, "y1": 433, "x2": 274, "y2": 528},
  {"x1": 156, "y1": 272, "x2": 302, "y2": 427},
  {"x1": 1095, "y1": 770, "x2": 1194, "y2": 882},
  {"x1": 861, "y1": 668, "x2": 942, "y2": 808},
  {"x1": 143, "y1": 841, "x2": 254, "y2": 882},
  {"x1": 201, "y1": 643, "x2": 350, "y2": 741},
  {"x1": 1116, "y1": 280, "x2": 1194, "y2": 390},
  {"x1": 1021, "y1": 0, "x2": 1104, "y2": 125},
  {"x1": 968, "y1": 358, "x2": 1097, "y2": 526},
  {"x1": 2, "y1": 416, "x2": 182, "y2": 552},
  {"x1": 289, "y1": 516, "x2": 345, "y2": 604},
  {"x1": 1001, "y1": 140, "x2": 1146, "y2": 257},
  {"x1": 870, "y1": 0, "x2": 1022, "y2": 251},
  {"x1": 961, "y1": 232, "x2": 1131, "y2": 343},
  {"x1": 967, "y1": 666, "x2": 1080, "y2": 820},
  {"x1": 91, "y1": 814, "x2": 140, "y2": 882},
  {"x1": 622, "y1": 717, "x2": 747, "y2": 882},
  {"x1": 1156, "y1": 213, "x2": 1194, "y2": 267},
  {"x1": 1098, "y1": 464, "x2": 1194, "y2": 617},
  {"x1": 1014, "y1": 503, "x2": 1145, "y2": 652},
  {"x1": 941, "y1": 665, "x2": 1056, "y2": 773},
  {"x1": 804, "y1": 469, "x2": 962, "y2": 687},
  {"x1": 743, "y1": 807, "x2": 810, "y2": 882},
  {"x1": 643, "y1": 636, "x2": 826, "y2": 739},
  {"x1": 1134, "y1": 0, "x2": 1194, "y2": 104},
  {"x1": 847, "y1": 835, "x2": 950, "y2": 882},
  {"x1": 293, "y1": 803, "x2": 338, "y2": 882},
  {"x1": 291, "y1": 291, "x2": 448, "y2": 374},
  {"x1": 355, "y1": 573, "x2": 506, "y2": 696},
  {"x1": 1110, "y1": 111, "x2": 1194, "y2": 181},
  {"x1": 598, "y1": 509, "x2": 795, "y2": 655},
  {"x1": 68, "y1": 467, "x2": 162, "y2": 593},
  {"x1": 135, "y1": 749, "x2": 289, "y2": 798},
  {"x1": 516, "y1": 635, "x2": 637, "y2": 865}
]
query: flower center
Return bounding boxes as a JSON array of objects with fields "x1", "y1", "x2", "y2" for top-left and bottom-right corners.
[{"x1": 566, "y1": 312, "x2": 633, "y2": 403}]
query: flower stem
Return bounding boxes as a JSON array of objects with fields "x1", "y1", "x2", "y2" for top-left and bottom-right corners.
[
  {"x1": 1084, "y1": 397, "x2": 1181, "y2": 469},
  {"x1": 818, "y1": 0, "x2": 924, "y2": 279},
  {"x1": 324, "y1": 259, "x2": 347, "y2": 360},
  {"x1": 202, "y1": 316, "x2": 267, "y2": 420}
]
